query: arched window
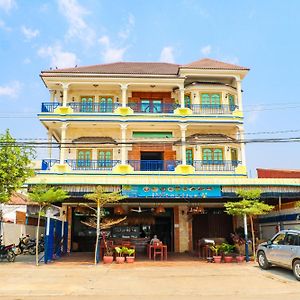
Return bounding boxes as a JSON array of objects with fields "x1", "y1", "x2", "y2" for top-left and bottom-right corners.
[
  {"x1": 98, "y1": 150, "x2": 113, "y2": 168},
  {"x1": 201, "y1": 94, "x2": 211, "y2": 106},
  {"x1": 203, "y1": 148, "x2": 213, "y2": 161},
  {"x1": 229, "y1": 94, "x2": 235, "y2": 111},
  {"x1": 184, "y1": 95, "x2": 191, "y2": 108},
  {"x1": 81, "y1": 97, "x2": 94, "y2": 112},
  {"x1": 211, "y1": 94, "x2": 221, "y2": 106},
  {"x1": 77, "y1": 150, "x2": 91, "y2": 168},
  {"x1": 186, "y1": 149, "x2": 193, "y2": 165},
  {"x1": 213, "y1": 149, "x2": 223, "y2": 161}
]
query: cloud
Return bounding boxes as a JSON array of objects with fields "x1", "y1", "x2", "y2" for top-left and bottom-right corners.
[
  {"x1": 99, "y1": 35, "x2": 127, "y2": 63},
  {"x1": 57, "y1": 0, "x2": 95, "y2": 46},
  {"x1": 246, "y1": 105, "x2": 263, "y2": 124},
  {"x1": 21, "y1": 26, "x2": 39, "y2": 40},
  {"x1": 0, "y1": 81, "x2": 22, "y2": 98},
  {"x1": 0, "y1": 0, "x2": 16, "y2": 12},
  {"x1": 201, "y1": 45, "x2": 212, "y2": 56},
  {"x1": 38, "y1": 45, "x2": 78, "y2": 68},
  {"x1": 0, "y1": 19, "x2": 11, "y2": 31},
  {"x1": 160, "y1": 46, "x2": 175, "y2": 63},
  {"x1": 119, "y1": 14, "x2": 135, "y2": 40}
]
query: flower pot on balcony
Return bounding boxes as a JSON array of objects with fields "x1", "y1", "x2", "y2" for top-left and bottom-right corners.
[
  {"x1": 213, "y1": 256, "x2": 222, "y2": 263},
  {"x1": 116, "y1": 256, "x2": 125, "y2": 264},
  {"x1": 224, "y1": 256, "x2": 233, "y2": 263},
  {"x1": 236, "y1": 255, "x2": 245, "y2": 263},
  {"x1": 103, "y1": 256, "x2": 114, "y2": 264}
]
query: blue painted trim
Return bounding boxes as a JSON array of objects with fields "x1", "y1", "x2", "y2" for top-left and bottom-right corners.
[{"x1": 259, "y1": 213, "x2": 300, "y2": 224}]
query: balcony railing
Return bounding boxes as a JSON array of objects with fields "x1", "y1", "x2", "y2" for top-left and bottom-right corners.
[
  {"x1": 41, "y1": 102, "x2": 62, "y2": 112},
  {"x1": 41, "y1": 159, "x2": 60, "y2": 170},
  {"x1": 190, "y1": 160, "x2": 241, "y2": 171},
  {"x1": 127, "y1": 160, "x2": 181, "y2": 171},
  {"x1": 191, "y1": 104, "x2": 238, "y2": 114},
  {"x1": 66, "y1": 160, "x2": 121, "y2": 170},
  {"x1": 128, "y1": 103, "x2": 179, "y2": 113},
  {"x1": 67, "y1": 102, "x2": 121, "y2": 113}
]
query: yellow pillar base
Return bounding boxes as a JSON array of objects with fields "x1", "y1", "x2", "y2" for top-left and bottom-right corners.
[
  {"x1": 114, "y1": 107, "x2": 134, "y2": 115},
  {"x1": 235, "y1": 165, "x2": 247, "y2": 176},
  {"x1": 54, "y1": 106, "x2": 73, "y2": 114},
  {"x1": 112, "y1": 164, "x2": 134, "y2": 174},
  {"x1": 50, "y1": 163, "x2": 72, "y2": 173},
  {"x1": 232, "y1": 109, "x2": 243, "y2": 117},
  {"x1": 174, "y1": 108, "x2": 193, "y2": 116},
  {"x1": 175, "y1": 165, "x2": 195, "y2": 174}
]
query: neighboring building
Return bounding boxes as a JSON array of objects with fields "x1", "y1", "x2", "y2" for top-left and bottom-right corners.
[
  {"x1": 27, "y1": 58, "x2": 300, "y2": 254},
  {"x1": 257, "y1": 168, "x2": 300, "y2": 179}
]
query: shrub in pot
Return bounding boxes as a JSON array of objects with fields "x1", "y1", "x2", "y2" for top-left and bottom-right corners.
[
  {"x1": 221, "y1": 243, "x2": 235, "y2": 263},
  {"x1": 125, "y1": 248, "x2": 135, "y2": 263},
  {"x1": 231, "y1": 233, "x2": 246, "y2": 263},
  {"x1": 210, "y1": 245, "x2": 222, "y2": 263},
  {"x1": 103, "y1": 246, "x2": 114, "y2": 264},
  {"x1": 115, "y1": 247, "x2": 125, "y2": 263}
]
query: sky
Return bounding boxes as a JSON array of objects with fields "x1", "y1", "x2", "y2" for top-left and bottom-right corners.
[{"x1": 0, "y1": 0, "x2": 300, "y2": 177}]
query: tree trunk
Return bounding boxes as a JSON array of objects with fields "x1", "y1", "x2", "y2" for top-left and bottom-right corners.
[
  {"x1": 35, "y1": 206, "x2": 42, "y2": 266},
  {"x1": 0, "y1": 206, "x2": 3, "y2": 240},
  {"x1": 94, "y1": 200, "x2": 101, "y2": 265},
  {"x1": 249, "y1": 215, "x2": 256, "y2": 259}
]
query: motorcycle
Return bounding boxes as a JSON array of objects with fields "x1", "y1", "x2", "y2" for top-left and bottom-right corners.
[
  {"x1": 0, "y1": 235, "x2": 16, "y2": 262},
  {"x1": 14, "y1": 234, "x2": 36, "y2": 255}
]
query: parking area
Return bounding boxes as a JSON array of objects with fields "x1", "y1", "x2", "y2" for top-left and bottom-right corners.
[{"x1": 0, "y1": 259, "x2": 299, "y2": 300}]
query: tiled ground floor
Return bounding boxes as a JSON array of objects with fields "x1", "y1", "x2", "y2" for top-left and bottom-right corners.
[{"x1": 0, "y1": 255, "x2": 299, "y2": 300}]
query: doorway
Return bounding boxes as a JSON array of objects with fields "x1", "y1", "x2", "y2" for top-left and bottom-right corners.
[{"x1": 140, "y1": 151, "x2": 163, "y2": 171}]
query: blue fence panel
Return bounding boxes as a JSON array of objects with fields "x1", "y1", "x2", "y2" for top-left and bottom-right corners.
[
  {"x1": 55, "y1": 220, "x2": 62, "y2": 258},
  {"x1": 63, "y1": 222, "x2": 68, "y2": 254}
]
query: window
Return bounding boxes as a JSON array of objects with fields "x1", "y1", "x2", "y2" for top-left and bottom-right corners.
[
  {"x1": 184, "y1": 95, "x2": 191, "y2": 108},
  {"x1": 202, "y1": 148, "x2": 223, "y2": 163},
  {"x1": 140, "y1": 99, "x2": 162, "y2": 113},
  {"x1": 141, "y1": 100, "x2": 150, "y2": 112},
  {"x1": 228, "y1": 94, "x2": 236, "y2": 111},
  {"x1": 81, "y1": 96, "x2": 94, "y2": 112},
  {"x1": 272, "y1": 233, "x2": 286, "y2": 245},
  {"x1": 201, "y1": 93, "x2": 221, "y2": 106},
  {"x1": 231, "y1": 148, "x2": 238, "y2": 166},
  {"x1": 284, "y1": 234, "x2": 299, "y2": 246},
  {"x1": 98, "y1": 150, "x2": 113, "y2": 168},
  {"x1": 186, "y1": 149, "x2": 193, "y2": 165},
  {"x1": 99, "y1": 96, "x2": 114, "y2": 112},
  {"x1": 77, "y1": 150, "x2": 92, "y2": 168}
]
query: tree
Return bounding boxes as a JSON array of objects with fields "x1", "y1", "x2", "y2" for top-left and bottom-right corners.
[
  {"x1": 28, "y1": 185, "x2": 69, "y2": 266},
  {"x1": 84, "y1": 186, "x2": 126, "y2": 265},
  {"x1": 0, "y1": 129, "x2": 35, "y2": 236},
  {"x1": 224, "y1": 189, "x2": 274, "y2": 260}
]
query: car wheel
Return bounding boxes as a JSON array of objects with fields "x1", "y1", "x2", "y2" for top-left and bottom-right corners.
[
  {"x1": 293, "y1": 259, "x2": 300, "y2": 281},
  {"x1": 7, "y1": 251, "x2": 16, "y2": 262},
  {"x1": 257, "y1": 251, "x2": 270, "y2": 270}
]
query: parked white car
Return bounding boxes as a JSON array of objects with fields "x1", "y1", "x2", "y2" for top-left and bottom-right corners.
[{"x1": 257, "y1": 229, "x2": 300, "y2": 280}]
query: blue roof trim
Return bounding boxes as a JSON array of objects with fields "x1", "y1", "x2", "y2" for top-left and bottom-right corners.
[{"x1": 259, "y1": 213, "x2": 300, "y2": 224}]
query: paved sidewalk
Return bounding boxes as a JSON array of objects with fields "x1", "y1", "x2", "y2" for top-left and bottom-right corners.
[{"x1": 0, "y1": 259, "x2": 299, "y2": 300}]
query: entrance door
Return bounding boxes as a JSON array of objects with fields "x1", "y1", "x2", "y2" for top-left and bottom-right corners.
[{"x1": 141, "y1": 151, "x2": 163, "y2": 171}]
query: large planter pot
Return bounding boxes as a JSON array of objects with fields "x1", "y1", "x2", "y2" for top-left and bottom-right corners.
[
  {"x1": 103, "y1": 256, "x2": 114, "y2": 264},
  {"x1": 213, "y1": 256, "x2": 222, "y2": 263},
  {"x1": 224, "y1": 256, "x2": 233, "y2": 263},
  {"x1": 116, "y1": 257, "x2": 125, "y2": 264},
  {"x1": 236, "y1": 255, "x2": 245, "y2": 263},
  {"x1": 126, "y1": 256, "x2": 135, "y2": 263}
]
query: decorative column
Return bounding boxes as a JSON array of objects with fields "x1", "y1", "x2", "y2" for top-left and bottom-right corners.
[
  {"x1": 120, "y1": 84, "x2": 128, "y2": 108},
  {"x1": 120, "y1": 123, "x2": 128, "y2": 164},
  {"x1": 50, "y1": 90, "x2": 55, "y2": 102},
  {"x1": 180, "y1": 124, "x2": 188, "y2": 165},
  {"x1": 62, "y1": 83, "x2": 69, "y2": 107},
  {"x1": 60, "y1": 123, "x2": 68, "y2": 165},
  {"x1": 236, "y1": 79, "x2": 243, "y2": 111},
  {"x1": 48, "y1": 130, "x2": 53, "y2": 159},
  {"x1": 179, "y1": 87, "x2": 185, "y2": 108}
]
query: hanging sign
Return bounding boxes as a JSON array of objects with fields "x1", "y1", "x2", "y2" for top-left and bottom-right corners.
[{"x1": 122, "y1": 185, "x2": 221, "y2": 198}]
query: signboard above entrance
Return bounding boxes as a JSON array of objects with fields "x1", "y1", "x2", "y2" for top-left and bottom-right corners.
[{"x1": 122, "y1": 185, "x2": 221, "y2": 198}]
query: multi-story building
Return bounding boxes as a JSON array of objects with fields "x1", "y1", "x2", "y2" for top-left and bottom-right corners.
[{"x1": 29, "y1": 58, "x2": 256, "y2": 254}]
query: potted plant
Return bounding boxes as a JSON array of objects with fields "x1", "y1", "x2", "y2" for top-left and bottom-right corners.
[
  {"x1": 103, "y1": 246, "x2": 114, "y2": 264},
  {"x1": 124, "y1": 248, "x2": 135, "y2": 263},
  {"x1": 231, "y1": 232, "x2": 246, "y2": 263},
  {"x1": 221, "y1": 243, "x2": 235, "y2": 263},
  {"x1": 210, "y1": 245, "x2": 222, "y2": 263},
  {"x1": 115, "y1": 246, "x2": 125, "y2": 263}
]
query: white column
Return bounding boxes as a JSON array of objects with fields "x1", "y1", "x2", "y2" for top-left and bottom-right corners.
[
  {"x1": 120, "y1": 84, "x2": 128, "y2": 108},
  {"x1": 50, "y1": 90, "x2": 55, "y2": 102},
  {"x1": 180, "y1": 124, "x2": 188, "y2": 165},
  {"x1": 62, "y1": 83, "x2": 69, "y2": 107},
  {"x1": 120, "y1": 124, "x2": 128, "y2": 164},
  {"x1": 48, "y1": 130, "x2": 52, "y2": 159},
  {"x1": 60, "y1": 123, "x2": 68, "y2": 164},
  {"x1": 237, "y1": 126, "x2": 246, "y2": 166},
  {"x1": 180, "y1": 88, "x2": 185, "y2": 108},
  {"x1": 236, "y1": 79, "x2": 243, "y2": 111}
]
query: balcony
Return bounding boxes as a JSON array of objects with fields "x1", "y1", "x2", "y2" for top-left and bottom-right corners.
[
  {"x1": 128, "y1": 102, "x2": 179, "y2": 113},
  {"x1": 127, "y1": 160, "x2": 181, "y2": 171},
  {"x1": 67, "y1": 102, "x2": 121, "y2": 113},
  {"x1": 191, "y1": 160, "x2": 241, "y2": 172},
  {"x1": 41, "y1": 102, "x2": 62, "y2": 112},
  {"x1": 190, "y1": 104, "x2": 238, "y2": 114}
]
